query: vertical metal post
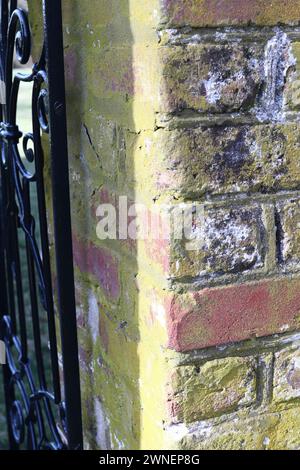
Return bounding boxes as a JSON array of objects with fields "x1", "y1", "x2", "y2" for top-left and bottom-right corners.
[
  {"x1": 0, "y1": 219, "x2": 17, "y2": 450},
  {"x1": 42, "y1": 0, "x2": 83, "y2": 450},
  {"x1": 0, "y1": 0, "x2": 17, "y2": 450}
]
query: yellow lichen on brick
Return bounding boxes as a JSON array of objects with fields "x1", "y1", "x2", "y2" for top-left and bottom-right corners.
[{"x1": 29, "y1": 0, "x2": 300, "y2": 451}]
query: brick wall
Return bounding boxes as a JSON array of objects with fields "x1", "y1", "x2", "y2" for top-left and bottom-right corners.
[
  {"x1": 30, "y1": 0, "x2": 300, "y2": 450},
  {"x1": 158, "y1": 0, "x2": 300, "y2": 450}
]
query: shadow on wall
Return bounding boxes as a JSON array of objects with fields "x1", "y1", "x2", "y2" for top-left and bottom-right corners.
[{"x1": 62, "y1": 1, "x2": 140, "y2": 450}]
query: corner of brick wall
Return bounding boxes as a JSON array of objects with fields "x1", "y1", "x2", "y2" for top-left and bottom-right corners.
[
  {"x1": 31, "y1": 0, "x2": 300, "y2": 450},
  {"x1": 58, "y1": 0, "x2": 166, "y2": 450},
  {"x1": 154, "y1": 0, "x2": 300, "y2": 451}
]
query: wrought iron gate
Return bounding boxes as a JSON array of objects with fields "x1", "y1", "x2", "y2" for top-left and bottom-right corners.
[{"x1": 0, "y1": 1, "x2": 83, "y2": 449}]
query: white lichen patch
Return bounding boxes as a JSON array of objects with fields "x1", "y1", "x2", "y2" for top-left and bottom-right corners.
[
  {"x1": 110, "y1": 433, "x2": 126, "y2": 450},
  {"x1": 273, "y1": 346, "x2": 300, "y2": 403},
  {"x1": 165, "y1": 423, "x2": 190, "y2": 444},
  {"x1": 88, "y1": 290, "x2": 99, "y2": 344},
  {"x1": 203, "y1": 72, "x2": 222, "y2": 105},
  {"x1": 256, "y1": 31, "x2": 296, "y2": 122},
  {"x1": 203, "y1": 208, "x2": 263, "y2": 274},
  {"x1": 151, "y1": 301, "x2": 167, "y2": 328},
  {"x1": 94, "y1": 398, "x2": 111, "y2": 450}
]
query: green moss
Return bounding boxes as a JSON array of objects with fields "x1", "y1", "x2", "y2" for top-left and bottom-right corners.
[
  {"x1": 171, "y1": 357, "x2": 256, "y2": 422},
  {"x1": 179, "y1": 406, "x2": 300, "y2": 450}
]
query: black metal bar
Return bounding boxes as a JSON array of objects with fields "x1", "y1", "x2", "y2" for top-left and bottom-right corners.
[
  {"x1": 32, "y1": 68, "x2": 61, "y2": 405},
  {"x1": 23, "y1": 178, "x2": 46, "y2": 390},
  {"x1": 0, "y1": 205, "x2": 17, "y2": 450},
  {"x1": 43, "y1": 0, "x2": 83, "y2": 450}
]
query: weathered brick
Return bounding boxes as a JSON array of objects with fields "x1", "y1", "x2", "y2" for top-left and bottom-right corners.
[
  {"x1": 177, "y1": 407, "x2": 300, "y2": 450},
  {"x1": 160, "y1": 0, "x2": 300, "y2": 28},
  {"x1": 284, "y1": 42, "x2": 300, "y2": 111},
  {"x1": 273, "y1": 345, "x2": 300, "y2": 403},
  {"x1": 72, "y1": 234, "x2": 120, "y2": 301},
  {"x1": 153, "y1": 124, "x2": 300, "y2": 197},
  {"x1": 169, "y1": 356, "x2": 256, "y2": 423},
  {"x1": 160, "y1": 43, "x2": 264, "y2": 114},
  {"x1": 30, "y1": 0, "x2": 300, "y2": 451},
  {"x1": 171, "y1": 204, "x2": 265, "y2": 279},
  {"x1": 167, "y1": 277, "x2": 300, "y2": 351},
  {"x1": 160, "y1": 31, "x2": 299, "y2": 116},
  {"x1": 277, "y1": 199, "x2": 300, "y2": 270}
]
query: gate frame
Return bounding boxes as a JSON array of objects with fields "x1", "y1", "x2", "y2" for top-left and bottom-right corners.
[{"x1": 0, "y1": 0, "x2": 83, "y2": 450}]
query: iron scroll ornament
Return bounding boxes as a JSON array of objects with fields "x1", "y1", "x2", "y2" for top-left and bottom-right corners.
[{"x1": 0, "y1": 1, "x2": 83, "y2": 450}]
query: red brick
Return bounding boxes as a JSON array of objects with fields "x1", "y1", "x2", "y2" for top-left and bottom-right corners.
[
  {"x1": 167, "y1": 278, "x2": 300, "y2": 352},
  {"x1": 72, "y1": 234, "x2": 120, "y2": 301},
  {"x1": 161, "y1": 0, "x2": 300, "y2": 28}
]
